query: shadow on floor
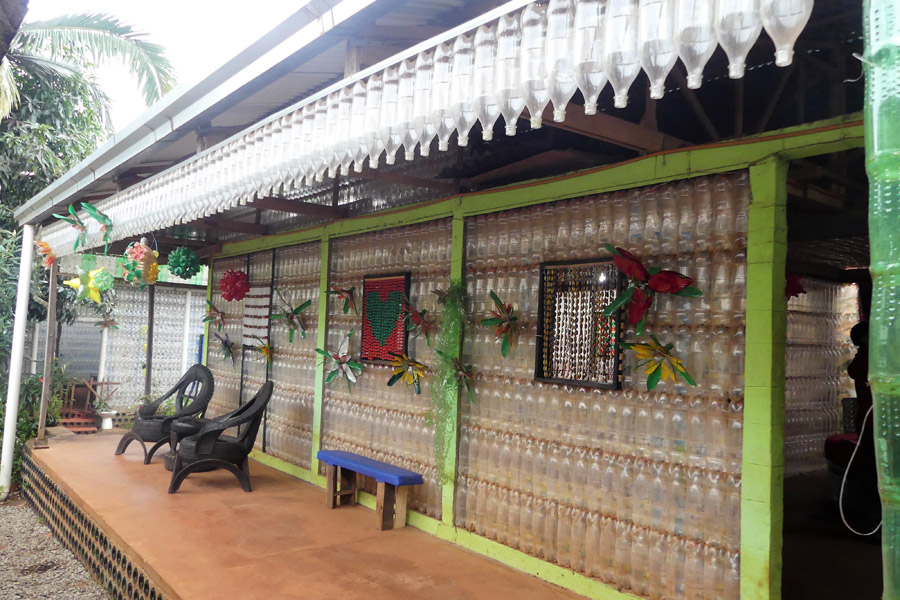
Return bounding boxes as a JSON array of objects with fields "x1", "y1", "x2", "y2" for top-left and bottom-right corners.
[{"x1": 783, "y1": 471, "x2": 882, "y2": 599}]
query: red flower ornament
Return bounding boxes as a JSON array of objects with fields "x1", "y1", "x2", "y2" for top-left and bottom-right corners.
[
  {"x1": 648, "y1": 270, "x2": 694, "y2": 294},
  {"x1": 628, "y1": 287, "x2": 653, "y2": 326},
  {"x1": 612, "y1": 247, "x2": 649, "y2": 282},
  {"x1": 219, "y1": 269, "x2": 251, "y2": 301}
]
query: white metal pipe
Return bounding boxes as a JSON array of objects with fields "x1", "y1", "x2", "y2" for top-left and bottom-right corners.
[
  {"x1": 28, "y1": 324, "x2": 38, "y2": 374},
  {"x1": 181, "y1": 290, "x2": 193, "y2": 373},
  {"x1": 1, "y1": 224, "x2": 36, "y2": 501},
  {"x1": 98, "y1": 327, "x2": 109, "y2": 382}
]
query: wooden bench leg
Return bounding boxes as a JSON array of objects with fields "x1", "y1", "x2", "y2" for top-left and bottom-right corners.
[
  {"x1": 339, "y1": 467, "x2": 357, "y2": 506},
  {"x1": 376, "y1": 481, "x2": 396, "y2": 531},
  {"x1": 325, "y1": 464, "x2": 337, "y2": 509},
  {"x1": 394, "y1": 486, "x2": 408, "y2": 529}
]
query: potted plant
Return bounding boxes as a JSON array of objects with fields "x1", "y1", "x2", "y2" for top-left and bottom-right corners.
[{"x1": 82, "y1": 379, "x2": 118, "y2": 430}]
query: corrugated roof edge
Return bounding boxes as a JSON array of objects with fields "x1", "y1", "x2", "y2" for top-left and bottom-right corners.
[{"x1": 14, "y1": 0, "x2": 373, "y2": 226}]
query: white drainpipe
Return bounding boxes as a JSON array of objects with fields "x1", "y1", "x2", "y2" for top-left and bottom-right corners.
[{"x1": 1, "y1": 224, "x2": 36, "y2": 501}]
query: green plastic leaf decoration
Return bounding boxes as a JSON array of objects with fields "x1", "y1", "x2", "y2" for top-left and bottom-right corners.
[
  {"x1": 481, "y1": 289, "x2": 518, "y2": 359},
  {"x1": 52, "y1": 205, "x2": 86, "y2": 252},
  {"x1": 81, "y1": 202, "x2": 113, "y2": 255}
]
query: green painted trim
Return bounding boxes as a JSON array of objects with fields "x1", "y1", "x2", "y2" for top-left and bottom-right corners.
[
  {"x1": 741, "y1": 157, "x2": 788, "y2": 600},
  {"x1": 440, "y1": 207, "x2": 466, "y2": 525},
  {"x1": 249, "y1": 450, "x2": 321, "y2": 485},
  {"x1": 215, "y1": 115, "x2": 861, "y2": 260},
  {"x1": 201, "y1": 258, "x2": 213, "y2": 366},
  {"x1": 310, "y1": 236, "x2": 330, "y2": 476}
]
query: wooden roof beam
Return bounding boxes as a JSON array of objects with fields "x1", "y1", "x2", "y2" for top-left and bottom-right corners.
[
  {"x1": 252, "y1": 197, "x2": 345, "y2": 219},
  {"x1": 191, "y1": 218, "x2": 267, "y2": 236},
  {"x1": 539, "y1": 104, "x2": 687, "y2": 153},
  {"x1": 351, "y1": 168, "x2": 459, "y2": 193}
]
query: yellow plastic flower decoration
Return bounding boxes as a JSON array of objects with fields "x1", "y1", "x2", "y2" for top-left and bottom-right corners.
[
  {"x1": 64, "y1": 267, "x2": 105, "y2": 304},
  {"x1": 625, "y1": 334, "x2": 696, "y2": 391},
  {"x1": 388, "y1": 353, "x2": 427, "y2": 394},
  {"x1": 145, "y1": 262, "x2": 160, "y2": 284}
]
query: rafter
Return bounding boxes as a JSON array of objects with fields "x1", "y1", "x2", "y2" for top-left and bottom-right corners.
[
  {"x1": 350, "y1": 168, "x2": 459, "y2": 192},
  {"x1": 539, "y1": 104, "x2": 687, "y2": 153},
  {"x1": 252, "y1": 197, "x2": 345, "y2": 219},
  {"x1": 191, "y1": 218, "x2": 267, "y2": 236}
]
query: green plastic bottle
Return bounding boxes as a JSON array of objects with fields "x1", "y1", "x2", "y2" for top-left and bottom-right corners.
[{"x1": 866, "y1": 1, "x2": 900, "y2": 596}]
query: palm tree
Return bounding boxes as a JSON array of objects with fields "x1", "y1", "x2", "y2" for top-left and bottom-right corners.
[{"x1": 0, "y1": 12, "x2": 176, "y2": 120}]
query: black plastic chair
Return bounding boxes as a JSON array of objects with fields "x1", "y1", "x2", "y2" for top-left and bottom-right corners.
[
  {"x1": 114, "y1": 364, "x2": 214, "y2": 464},
  {"x1": 168, "y1": 381, "x2": 273, "y2": 493}
]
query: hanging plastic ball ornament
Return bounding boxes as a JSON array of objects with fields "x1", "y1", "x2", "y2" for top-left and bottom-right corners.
[
  {"x1": 122, "y1": 238, "x2": 160, "y2": 286},
  {"x1": 167, "y1": 246, "x2": 201, "y2": 279},
  {"x1": 92, "y1": 268, "x2": 115, "y2": 292},
  {"x1": 219, "y1": 269, "x2": 251, "y2": 301}
]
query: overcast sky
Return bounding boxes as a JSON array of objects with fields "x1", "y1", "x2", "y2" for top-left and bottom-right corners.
[{"x1": 25, "y1": 0, "x2": 300, "y2": 132}]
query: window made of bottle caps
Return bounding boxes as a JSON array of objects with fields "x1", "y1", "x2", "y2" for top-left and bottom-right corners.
[
  {"x1": 241, "y1": 251, "x2": 274, "y2": 453},
  {"x1": 458, "y1": 172, "x2": 748, "y2": 599},
  {"x1": 319, "y1": 220, "x2": 452, "y2": 519},
  {"x1": 536, "y1": 260, "x2": 622, "y2": 388}
]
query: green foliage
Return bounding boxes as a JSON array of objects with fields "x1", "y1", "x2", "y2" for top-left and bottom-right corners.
[{"x1": 429, "y1": 280, "x2": 468, "y2": 484}]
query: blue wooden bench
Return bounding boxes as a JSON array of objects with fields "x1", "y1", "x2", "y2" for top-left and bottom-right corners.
[{"x1": 317, "y1": 450, "x2": 423, "y2": 530}]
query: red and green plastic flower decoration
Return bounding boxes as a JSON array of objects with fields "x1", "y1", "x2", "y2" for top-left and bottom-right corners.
[
  {"x1": 271, "y1": 291, "x2": 312, "y2": 343},
  {"x1": 625, "y1": 334, "x2": 696, "y2": 390},
  {"x1": 203, "y1": 300, "x2": 226, "y2": 331},
  {"x1": 96, "y1": 315, "x2": 119, "y2": 331},
  {"x1": 316, "y1": 329, "x2": 363, "y2": 392},
  {"x1": 402, "y1": 295, "x2": 434, "y2": 346},
  {"x1": 481, "y1": 290, "x2": 518, "y2": 358},
  {"x1": 327, "y1": 286, "x2": 357, "y2": 314},
  {"x1": 219, "y1": 269, "x2": 251, "y2": 301},
  {"x1": 80, "y1": 202, "x2": 113, "y2": 255},
  {"x1": 602, "y1": 243, "x2": 702, "y2": 335},
  {"x1": 52, "y1": 205, "x2": 87, "y2": 252},
  {"x1": 387, "y1": 353, "x2": 428, "y2": 395},
  {"x1": 436, "y1": 349, "x2": 474, "y2": 402}
]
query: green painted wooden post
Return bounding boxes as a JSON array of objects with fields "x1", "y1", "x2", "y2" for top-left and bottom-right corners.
[
  {"x1": 310, "y1": 235, "x2": 330, "y2": 477},
  {"x1": 741, "y1": 157, "x2": 788, "y2": 600},
  {"x1": 440, "y1": 204, "x2": 466, "y2": 525}
]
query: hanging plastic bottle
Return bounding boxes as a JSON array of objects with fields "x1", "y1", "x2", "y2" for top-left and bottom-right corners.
[
  {"x1": 520, "y1": 3, "x2": 551, "y2": 128},
  {"x1": 574, "y1": 0, "x2": 608, "y2": 115},
  {"x1": 474, "y1": 24, "x2": 501, "y2": 141},
  {"x1": 413, "y1": 50, "x2": 437, "y2": 156},
  {"x1": 546, "y1": 0, "x2": 578, "y2": 122},
  {"x1": 335, "y1": 86, "x2": 354, "y2": 175},
  {"x1": 431, "y1": 42, "x2": 455, "y2": 152},
  {"x1": 761, "y1": 0, "x2": 813, "y2": 66},
  {"x1": 348, "y1": 80, "x2": 368, "y2": 172},
  {"x1": 450, "y1": 33, "x2": 478, "y2": 146},
  {"x1": 363, "y1": 73, "x2": 385, "y2": 168},
  {"x1": 323, "y1": 91, "x2": 342, "y2": 178},
  {"x1": 714, "y1": 0, "x2": 763, "y2": 79},
  {"x1": 676, "y1": 0, "x2": 718, "y2": 89},
  {"x1": 397, "y1": 58, "x2": 419, "y2": 161},
  {"x1": 639, "y1": 0, "x2": 678, "y2": 99},
  {"x1": 603, "y1": 0, "x2": 641, "y2": 108},
  {"x1": 311, "y1": 97, "x2": 329, "y2": 181},
  {"x1": 378, "y1": 65, "x2": 402, "y2": 165},
  {"x1": 497, "y1": 13, "x2": 526, "y2": 136}
]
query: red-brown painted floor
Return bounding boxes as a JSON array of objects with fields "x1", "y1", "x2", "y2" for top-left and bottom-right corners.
[{"x1": 29, "y1": 432, "x2": 584, "y2": 600}]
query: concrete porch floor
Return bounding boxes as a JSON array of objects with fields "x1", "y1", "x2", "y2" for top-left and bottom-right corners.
[{"x1": 26, "y1": 432, "x2": 585, "y2": 600}]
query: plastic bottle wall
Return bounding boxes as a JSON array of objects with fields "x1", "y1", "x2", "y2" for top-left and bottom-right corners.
[
  {"x1": 319, "y1": 220, "x2": 452, "y2": 520},
  {"x1": 206, "y1": 256, "x2": 247, "y2": 419},
  {"x1": 458, "y1": 172, "x2": 749, "y2": 599},
  {"x1": 784, "y1": 279, "x2": 858, "y2": 477},
  {"x1": 243, "y1": 252, "x2": 274, "y2": 454},
  {"x1": 267, "y1": 242, "x2": 320, "y2": 470}
]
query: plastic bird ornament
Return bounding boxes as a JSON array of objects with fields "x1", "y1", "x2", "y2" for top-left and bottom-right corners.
[
  {"x1": 624, "y1": 334, "x2": 696, "y2": 391},
  {"x1": 316, "y1": 329, "x2": 363, "y2": 392},
  {"x1": 52, "y1": 205, "x2": 87, "y2": 252},
  {"x1": 480, "y1": 290, "x2": 519, "y2": 357},
  {"x1": 327, "y1": 286, "x2": 357, "y2": 314},
  {"x1": 271, "y1": 291, "x2": 312, "y2": 343},
  {"x1": 253, "y1": 335, "x2": 273, "y2": 367},
  {"x1": 34, "y1": 240, "x2": 55, "y2": 269},
  {"x1": 64, "y1": 267, "x2": 106, "y2": 304},
  {"x1": 80, "y1": 202, "x2": 113, "y2": 255},
  {"x1": 388, "y1": 353, "x2": 428, "y2": 394},
  {"x1": 203, "y1": 300, "x2": 226, "y2": 332},
  {"x1": 214, "y1": 333, "x2": 237, "y2": 366},
  {"x1": 402, "y1": 295, "x2": 434, "y2": 346}
]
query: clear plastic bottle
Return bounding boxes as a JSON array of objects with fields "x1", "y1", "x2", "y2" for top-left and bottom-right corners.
[
  {"x1": 378, "y1": 65, "x2": 402, "y2": 165},
  {"x1": 474, "y1": 24, "x2": 501, "y2": 141},
  {"x1": 363, "y1": 73, "x2": 385, "y2": 168},
  {"x1": 397, "y1": 58, "x2": 419, "y2": 161},
  {"x1": 546, "y1": 0, "x2": 578, "y2": 121},
  {"x1": 497, "y1": 13, "x2": 525, "y2": 136},
  {"x1": 760, "y1": 0, "x2": 813, "y2": 66},
  {"x1": 676, "y1": 0, "x2": 718, "y2": 88},
  {"x1": 413, "y1": 50, "x2": 437, "y2": 157},
  {"x1": 520, "y1": 3, "x2": 551, "y2": 128},
  {"x1": 714, "y1": 0, "x2": 763, "y2": 78},
  {"x1": 431, "y1": 42, "x2": 455, "y2": 152},
  {"x1": 450, "y1": 33, "x2": 478, "y2": 146},
  {"x1": 639, "y1": 0, "x2": 679, "y2": 99},
  {"x1": 348, "y1": 80, "x2": 368, "y2": 171},
  {"x1": 574, "y1": 0, "x2": 607, "y2": 115},
  {"x1": 604, "y1": 0, "x2": 641, "y2": 108}
]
